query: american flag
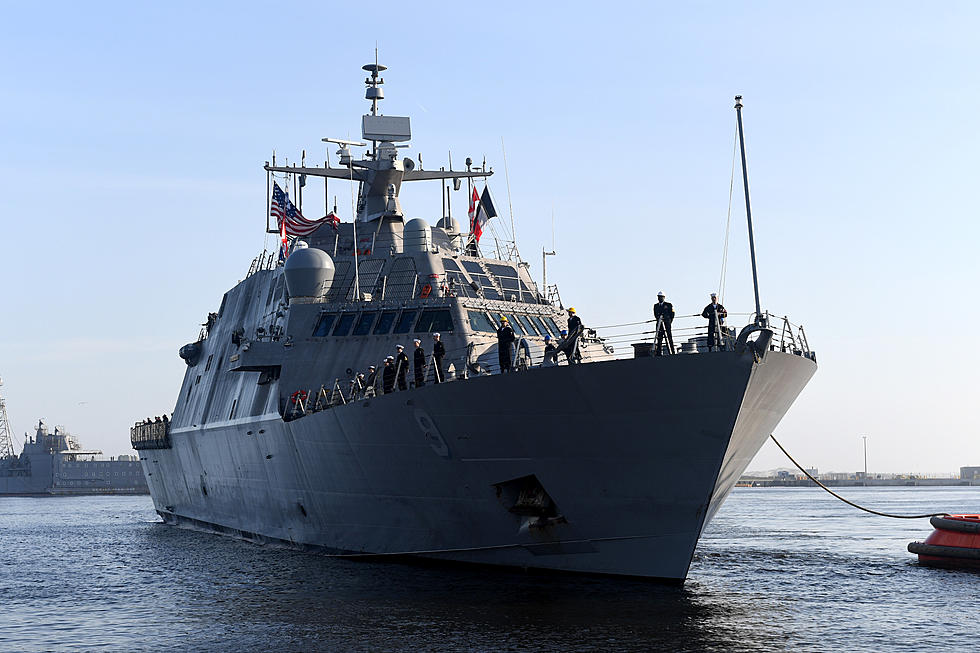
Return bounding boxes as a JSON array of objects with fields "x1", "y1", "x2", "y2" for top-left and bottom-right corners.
[{"x1": 271, "y1": 182, "x2": 333, "y2": 237}]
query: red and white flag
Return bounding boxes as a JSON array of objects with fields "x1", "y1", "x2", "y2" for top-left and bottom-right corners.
[
  {"x1": 278, "y1": 218, "x2": 289, "y2": 262},
  {"x1": 467, "y1": 186, "x2": 479, "y2": 226},
  {"x1": 471, "y1": 185, "x2": 497, "y2": 243}
]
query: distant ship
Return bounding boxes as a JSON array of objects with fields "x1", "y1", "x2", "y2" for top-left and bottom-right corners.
[
  {"x1": 133, "y1": 62, "x2": 816, "y2": 582},
  {"x1": 0, "y1": 420, "x2": 148, "y2": 496}
]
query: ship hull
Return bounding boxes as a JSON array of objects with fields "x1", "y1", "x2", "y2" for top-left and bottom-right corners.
[{"x1": 142, "y1": 350, "x2": 814, "y2": 581}]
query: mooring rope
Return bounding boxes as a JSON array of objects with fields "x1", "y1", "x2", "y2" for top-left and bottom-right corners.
[{"x1": 769, "y1": 434, "x2": 948, "y2": 519}]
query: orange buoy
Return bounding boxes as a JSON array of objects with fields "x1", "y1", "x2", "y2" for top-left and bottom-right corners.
[{"x1": 908, "y1": 515, "x2": 980, "y2": 569}]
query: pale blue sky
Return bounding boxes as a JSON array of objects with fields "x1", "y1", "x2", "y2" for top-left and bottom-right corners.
[{"x1": 1, "y1": 1, "x2": 977, "y2": 474}]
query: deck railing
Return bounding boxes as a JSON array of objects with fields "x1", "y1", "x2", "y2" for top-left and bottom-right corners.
[{"x1": 280, "y1": 310, "x2": 814, "y2": 421}]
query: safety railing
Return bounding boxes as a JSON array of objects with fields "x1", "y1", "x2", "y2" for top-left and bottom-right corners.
[
  {"x1": 279, "y1": 309, "x2": 814, "y2": 421},
  {"x1": 130, "y1": 418, "x2": 171, "y2": 450},
  {"x1": 246, "y1": 250, "x2": 277, "y2": 278},
  {"x1": 579, "y1": 310, "x2": 814, "y2": 364}
]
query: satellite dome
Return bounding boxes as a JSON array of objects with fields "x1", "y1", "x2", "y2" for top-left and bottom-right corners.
[
  {"x1": 436, "y1": 216, "x2": 461, "y2": 233},
  {"x1": 284, "y1": 246, "x2": 335, "y2": 300},
  {"x1": 404, "y1": 218, "x2": 432, "y2": 252}
]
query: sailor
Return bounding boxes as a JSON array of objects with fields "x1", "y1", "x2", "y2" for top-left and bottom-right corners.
[
  {"x1": 382, "y1": 357, "x2": 396, "y2": 394},
  {"x1": 542, "y1": 334, "x2": 558, "y2": 366},
  {"x1": 566, "y1": 308, "x2": 583, "y2": 364},
  {"x1": 701, "y1": 292, "x2": 728, "y2": 351},
  {"x1": 395, "y1": 345, "x2": 410, "y2": 390},
  {"x1": 653, "y1": 291, "x2": 675, "y2": 356},
  {"x1": 559, "y1": 329, "x2": 568, "y2": 363},
  {"x1": 354, "y1": 373, "x2": 366, "y2": 398},
  {"x1": 432, "y1": 333, "x2": 446, "y2": 383},
  {"x1": 365, "y1": 365, "x2": 378, "y2": 395},
  {"x1": 413, "y1": 339, "x2": 427, "y2": 387},
  {"x1": 496, "y1": 316, "x2": 515, "y2": 373}
]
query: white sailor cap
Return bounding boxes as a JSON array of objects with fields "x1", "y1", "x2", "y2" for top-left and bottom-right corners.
[
  {"x1": 657, "y1": 291, "x2": 665, "y2": 297},
  {"x1": 433, "y1": 332, "x2": 441, "y2": 338},
  {"x1": 413, "y1": 339, "x2": 421, "y2": 344},
  {"x1": 396, "y1": 344, "x2": 404, "y2": 350},
  {"x1": 368, "y1": 365, "x2": 376, "y2": 370},
  {"x1": 385, "y1": 356, "x2": 394, "y2": 361}
]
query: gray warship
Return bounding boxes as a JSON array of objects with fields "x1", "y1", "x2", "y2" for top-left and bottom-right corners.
[
  {"x1": 132, "y1": 63, "x2": 816, "y2": 582},
  {"x1": 1, "y1": 399, "x2": 147, "y2": 496}
]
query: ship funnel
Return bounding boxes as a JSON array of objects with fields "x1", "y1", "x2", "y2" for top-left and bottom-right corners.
[{"x1": 284, "y1": 245, "x2": 335, "y2": 301}]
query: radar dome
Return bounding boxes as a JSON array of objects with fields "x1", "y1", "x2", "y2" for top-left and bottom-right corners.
[
  {"x1": 404, "y1": 218, "x2": 432, "y2": 252},
  {"x1": 436, "y1": 216, "x2": 461, "y2": 233},
  {"x1": 284, "y1": 246, "x2": 335, "y2": 300}
]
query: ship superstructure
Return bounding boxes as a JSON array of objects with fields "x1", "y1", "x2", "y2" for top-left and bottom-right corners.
[
  {"x1": 133, "y1": 63, "x2": 816, "y2": 582},
  {"x1": 1, "y1": 417, "x2": 147, "y2": 496}
]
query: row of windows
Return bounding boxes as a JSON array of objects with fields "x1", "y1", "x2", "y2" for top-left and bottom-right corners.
[
  {"x1": 313, "y1": 308, "x2": 454, "y2": 338},
  {"x1": 467, "y1": 311, "x2": 563, "y2": 337}
]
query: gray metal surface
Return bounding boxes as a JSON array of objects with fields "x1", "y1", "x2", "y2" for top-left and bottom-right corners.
[{"x1": 140, "y1": 62, "x2": 817, "y2": 581}]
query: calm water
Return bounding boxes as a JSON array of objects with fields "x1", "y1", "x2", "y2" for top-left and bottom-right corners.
[{"x1": 1, "y1": 487, "x2": 977, "y2": 652}]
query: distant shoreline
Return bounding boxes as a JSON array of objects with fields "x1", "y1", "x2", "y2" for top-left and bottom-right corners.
[{"x1": 737, "y1": 478, "x2": 980, "y2": 488}]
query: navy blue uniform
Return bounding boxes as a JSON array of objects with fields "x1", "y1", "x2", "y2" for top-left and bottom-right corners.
[
  {"x1": 395, "y1": 351, "x2": 410, "y2": 390},
  {"x1": 433, "y1": 340, "x2": 446, "y2": 383},
  {"x1": 566, "y1": 314, "x2": 583, "y2": 364},
  {"x1": 497, "y1": 324, "x2": 515, "y2": 372},
  {"x1": 654, "y1": 300, "x2": 675, "y2": 355},
  {"x1": 701, "y1": 302, "x2": 727, "y2": 351},
  {"x1": 382, "y1": 363, "x2": 396, "y2": 393},
  {"x1": 413, "y1": 346, "x2": 427, "y2": 387}
]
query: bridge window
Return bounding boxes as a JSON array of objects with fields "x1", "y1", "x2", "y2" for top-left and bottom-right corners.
[
  {"x1": 515, "y1": 314, "x2": 538, "y2": 335},
  {"x1": 373, "y1": 311, "x2": 397, "y2": 334},
  {"x1": 529, "y1": 315, "x2": 550, "y2": 337},
  {"x1": 502, "y1": 314, "x2": 525, "y2": 335},
  {"x1": 467, "y1": 311, "x2": 496, "y2": 333},
  {"x1": 416, "y1": 309, "x2": 453, "y2": 333},
  {"x1": 312, "y1": 314, "x2": 336, "y2": 337},
  {"x1": 544, "y1": 316, "x2": 562, "y2": 336},
  {"x1": 332, "y1": 313, "x2": 356, "y2": 336},
  {"x1": 352, "y1": 312, "x2": 376, "y2": 336},
  {"x1": 393, "y1": 310, "x2": 418, "y2": 334}
]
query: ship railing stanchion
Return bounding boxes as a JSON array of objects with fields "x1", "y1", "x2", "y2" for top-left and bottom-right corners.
[
  {"x1": 333, "y1": 379, "x2": 347, "y2": 405},
  {"x1": 314, "y1": 384, "x2": 328, "y2": 411},
  {"x1": 798, "y1": 324, "x2": 811, "y2": 357}
]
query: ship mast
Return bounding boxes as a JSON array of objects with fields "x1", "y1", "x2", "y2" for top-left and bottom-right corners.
[
  {"x1": 734, "y1": 95, "x2": 765, "y2": 327},
  {"x1": 0, "y1": 376, "x2": 16, "y2": 458},
  {"x1": 265, "y1": 63, "x2": 490, "y2": 224}
]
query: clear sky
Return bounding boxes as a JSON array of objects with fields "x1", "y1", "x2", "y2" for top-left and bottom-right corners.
[{"x1": 1, "y1": 1, "x2": 977, "y2": 474}]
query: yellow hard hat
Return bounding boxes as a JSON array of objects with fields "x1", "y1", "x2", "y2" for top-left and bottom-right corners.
[
  {"x1": 500, "y1": 315, "x2": 508, "y2": 321},
  {"x1": 568, "y1": 307, "x2": 576, "y2": 313}
]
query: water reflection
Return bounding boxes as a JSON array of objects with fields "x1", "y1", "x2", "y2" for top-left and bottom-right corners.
[{"x1": 139, "y1": 523, "x2": 770, "y2": 652}]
